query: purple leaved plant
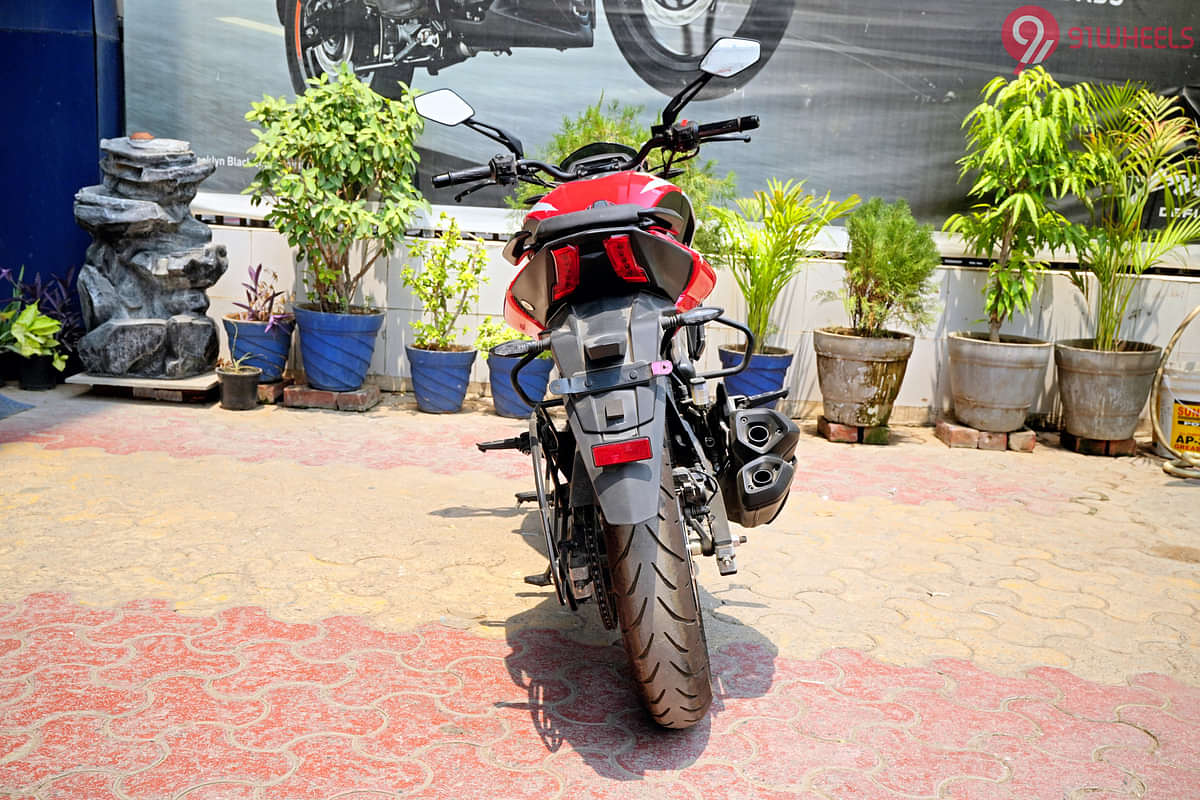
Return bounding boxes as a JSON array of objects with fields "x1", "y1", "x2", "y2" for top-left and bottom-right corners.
[
  {"x1": 0, "y1": 266, "x2": 85, "y2": 353},
  {"x1": 231, "y1": 264, "x2": 293, "y2": 333}
]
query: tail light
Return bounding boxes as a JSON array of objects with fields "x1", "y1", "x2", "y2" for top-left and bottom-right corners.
[
  {"x1": 604, "y1": 235, "x2": 649, "y2": 284},
  {"x1": 676, "y1": 248, "x2": 715, "y2": 311},
  {"x1": 592, "y1": 437, "x2": 653, "y2": 467},
  {"x1": 551, "y1": 245, "x2": 580, "y2": 301}
]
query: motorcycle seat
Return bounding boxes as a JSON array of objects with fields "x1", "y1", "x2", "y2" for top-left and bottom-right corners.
[{"x1": 530, "y1": 204, "x2": 683, "y2": 249}]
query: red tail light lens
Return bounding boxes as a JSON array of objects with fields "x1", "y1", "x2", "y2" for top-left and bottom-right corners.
[
  {"x1": 592, "y1": 437, "x2": 653, "y2": 467},
  {"x1": 604, "y1": 235, "x2": 649, "y2": 284},
  {"x1": 676, "y1": 249, "x2": 715, "y2": 311},
  {"x1": 551, "y1": 245, "x2": 580, "y2": 301}
]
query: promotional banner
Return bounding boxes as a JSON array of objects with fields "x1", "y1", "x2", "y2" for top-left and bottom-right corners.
[{"x1": 124, "y1": 0, "x2": 1199, "y2": 222}]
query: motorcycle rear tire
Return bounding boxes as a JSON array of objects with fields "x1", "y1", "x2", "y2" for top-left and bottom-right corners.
[
  {"x1": 602, "y1": 455, "x2": 712, "y2": 729},
  {"x1": 283, "y1": 0, "x2": 415, "y2": 100}
]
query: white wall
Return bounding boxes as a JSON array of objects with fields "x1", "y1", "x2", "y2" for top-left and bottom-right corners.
[{"x1": 202, "y1": 200, "x2": 1200, "y2": 423}]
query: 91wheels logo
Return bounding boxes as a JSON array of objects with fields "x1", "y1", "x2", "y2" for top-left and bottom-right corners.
[
  {"x1": 1003, "y1": 6, "x2": 1060, "y2": 74},
  {"x1": 1002, "y1": 4, "x2": 1195, "y2": 74}
]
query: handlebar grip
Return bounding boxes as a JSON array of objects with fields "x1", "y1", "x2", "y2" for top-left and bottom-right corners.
[
  {"x1": 431, "y1": 164, "x2": 493, "y2": 188},
  {"x1": 696, "y1": 115, "x2": 760, "y2": 138}
]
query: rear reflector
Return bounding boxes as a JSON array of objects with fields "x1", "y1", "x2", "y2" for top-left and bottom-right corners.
[
  {"x1": 604, "y1": 235, "x2": 649, "y2": 283},
  {"x1": 592, "y1": 437, "x2": 653, "y2": 467},
  {"x1": 551, "y1": 244, "x2": 580, "y2": 301}
]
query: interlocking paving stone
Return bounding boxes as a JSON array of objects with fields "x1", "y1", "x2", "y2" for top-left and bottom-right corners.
[
  {"x1": 1, "y1": 389, "x2": 1198, "y2": 797},
  {"x1": 0, "y1": 595, "x2": 1194, "y2": 798}
]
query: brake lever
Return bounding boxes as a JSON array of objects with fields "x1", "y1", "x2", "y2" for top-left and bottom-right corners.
[
  {"x1": 454, "y1": 181, "x2": 496, "y2": 203},
  {"x1": 703, "y1": 135, "x2": 752, "y2": 143}
]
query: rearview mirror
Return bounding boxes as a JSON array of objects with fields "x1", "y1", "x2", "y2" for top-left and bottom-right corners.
[
  {"x1": 414, "y1": 89, "x2": 475, "y2": 127},
  {"x1": 699, "y1": 38, "x2": 761, "y2": 79}
]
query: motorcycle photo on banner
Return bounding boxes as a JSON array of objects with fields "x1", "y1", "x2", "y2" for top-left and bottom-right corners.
[
  {"x1": 415, "y1": 38, "x2": 799, "y2": 727},
  {"x1": 277, "y1": 0, "x2": 791, "y2": 99}
]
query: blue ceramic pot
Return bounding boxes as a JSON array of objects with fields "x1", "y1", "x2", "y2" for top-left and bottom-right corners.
[
  {"x1": 488, "y1": 354, "x2": 554, "y2": 418},
  {"x1": 222, "y1": 317, "x2": 294, "y2": 383},
  {"x1": 718, "y1": 346, "x2": 794, "y2": 409},
  {"x1": 407, "y1": 346, "x2": 477, "y2": 413},
  {"x1": 294, "y1": 305, "x2": 384, "y2": 392}
]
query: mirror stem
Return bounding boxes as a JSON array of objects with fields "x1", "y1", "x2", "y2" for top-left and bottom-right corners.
[
  {"x1": 660, "y1": 73, "x2": 713, "y2": 128},
  {"x1": 463, "y1": 119, "x2": 524, "y2": 158}
]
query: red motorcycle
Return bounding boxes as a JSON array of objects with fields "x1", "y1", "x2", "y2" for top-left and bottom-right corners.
[{"x1": 415, "y1": 37, "x2": 799, "y2": 728}]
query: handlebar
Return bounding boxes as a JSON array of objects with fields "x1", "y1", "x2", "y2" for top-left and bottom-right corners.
[
  {"x1": 432, "y1": 115, "x2": 759, "y2": 191},
  {"x1": 431, "y1": 164, "x2": 493, "y2": 188},
  {"x1": 697, "y1": 115, "x2": 760, "y2": 138}
]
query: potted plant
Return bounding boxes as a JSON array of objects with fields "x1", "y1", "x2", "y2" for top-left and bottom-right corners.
[
  {"x1": 814, "y1": 198, "x2": 939, "y2": 427},
  {"x1": 402, "y1": 214, "x2": 489, "y2": 413},
  {"x1": 475, "y1": 316, "x2": 555, "y2": 418},
  {"x1": 216, "y1": 354, "x2": 262, "y2": 411},
  {"x1": 244, "y1": 62, "x2": 424, "y2": 392},
  {"x1": 945, "y1": 68, "x2": 1099, "y2": 431},
  {"x1": 0, "y1": 300, "x2": 67, "y2": 390},
  {"x1": 222, "y1": 264, "x2": 294, "y2": 383},
  {"x1": 943, "y1": 68, "x2": 1094, "y2": 433},
  {"x1": 2, "y1": 266, "x2": 85, "y2": 381},
  {"x1": 712, "y1": 179, "x2": 859, "y2": 405},
  {"x1": 1057, "y1": 83, "x2": 1200, "y2": 441}
]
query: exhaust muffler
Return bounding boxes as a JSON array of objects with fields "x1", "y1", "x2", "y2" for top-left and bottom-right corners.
[{"x1": 720, "y1": 407, "x2": 799, "y2": 527}]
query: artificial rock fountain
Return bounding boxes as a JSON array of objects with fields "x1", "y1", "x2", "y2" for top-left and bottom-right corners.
[{"x1": 73, "y1": 136, "x2": 228, "y2": 378}]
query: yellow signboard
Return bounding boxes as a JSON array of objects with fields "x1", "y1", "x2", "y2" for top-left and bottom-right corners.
[{"x1": 1172, "y1": 402, "x2": 1200, "y2": 455}]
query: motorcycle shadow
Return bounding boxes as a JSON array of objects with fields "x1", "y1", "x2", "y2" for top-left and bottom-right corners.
[{"x1": 492, "y1": 510, "x2": 779, "y2": 778}]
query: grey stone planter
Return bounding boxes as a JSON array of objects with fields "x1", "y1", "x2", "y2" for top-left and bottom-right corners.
[
  {"x1": 948, "y1": 332, "x2": 1052, "y2": 433},
  {"x1": 813, "y1": 327, "x2": 914, "y2": 427},
  {"x1": 1055, "y1": 339, "x2": 1163, "y2": 441}
]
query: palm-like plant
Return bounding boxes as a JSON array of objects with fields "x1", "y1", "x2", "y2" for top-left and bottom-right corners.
[
  {"x1": 713, "y1": 179, "x2": 859, "y2": 348},
  {"x1": 1074, "y1": 84, "x2": 1200, "y2": 351},
  {"x1": 944, "y1": 67, "x2": 1094, "y2": 342}
]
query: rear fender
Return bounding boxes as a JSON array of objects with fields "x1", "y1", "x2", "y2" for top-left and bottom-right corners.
[
  {"x1": 551, "y1": 294, "x2": 674, "y2": 526},
  {"x1": 566, "y1": 382, "x2": 668, "y2": 525}
]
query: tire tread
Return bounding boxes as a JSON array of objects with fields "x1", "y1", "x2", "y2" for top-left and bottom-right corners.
[{"x1": 603, "y1": 463, "x2": 712, "y2": 728}]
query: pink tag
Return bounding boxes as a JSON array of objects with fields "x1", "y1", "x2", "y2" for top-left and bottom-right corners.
[{"x1": 651, "y1": 360, "x2": 673, "y2": 376}]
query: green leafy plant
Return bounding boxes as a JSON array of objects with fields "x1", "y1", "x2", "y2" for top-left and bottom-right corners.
[
  {"x1": 1071, "y1": 83, "x2": 1200, "y2": 351},
  {"x1": 2, "y1": 266, "x2": 84, "y2": 354},
  {"x1": 944, "y1": 67, "x2": 1094, "y2": 342},
  {"x1": 216, "y1": 353, "x2": 258, "y2": 374},
  {"x1": 474, "y1": 316, "x2": 551, "y2": 358},
  {"x1": 511, "y1": 96, "x2": 737, "y2": 253},
  {"x1": 244, "y1": 63, "x2": 425, "y2": 313},
  {"x1": 0, "y1": 301, "x2": 66, "y2": 370},
  {"x1": 832, "y1": 198, "x2": 940, "y2": 337},
  {"x1": 712, "y1": 179, "x2": 860, "y2": 349},
  {"x1": 403, "y1": 215, "x2": 490, "y2": 350}
]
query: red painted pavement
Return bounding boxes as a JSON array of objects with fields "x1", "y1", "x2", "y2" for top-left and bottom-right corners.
[
  {"x1": 1, "y1": 593, "x2": 1195, "y2": 799},
  {"x1": 0, "y1": 404, "x2": 1072, "y2": 512}
]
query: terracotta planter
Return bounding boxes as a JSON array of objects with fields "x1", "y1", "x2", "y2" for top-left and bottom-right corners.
[
  {"x1": 948, "y1": 332, "x2": 1052, "y2": 433},
  {"x1": 813, "y1": 327, "x2": 914, "y2": 427},
  {"x1": 1055, "y1": 339, "x2": 1162, "y2": 441}
]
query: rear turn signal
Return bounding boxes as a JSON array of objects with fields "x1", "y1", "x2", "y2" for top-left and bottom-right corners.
[
  {"x1": 551, "y1": 244, "x2": 580, "y2": 301},
  {"x1": 592, "y1": 437, "x2": 653, "y2": 467},
  {"x1": 604, "y1": 235, "x2": 649, "y2": 283}
]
